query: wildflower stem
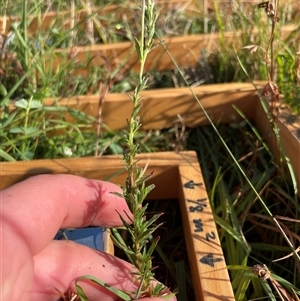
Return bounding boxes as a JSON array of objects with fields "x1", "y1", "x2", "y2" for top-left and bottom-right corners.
[{"x1": 113, "y1": 1, "x2": 171, "y2": 299}]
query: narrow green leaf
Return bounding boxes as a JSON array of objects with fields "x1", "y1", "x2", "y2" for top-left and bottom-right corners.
[
  {"x1": 75, "y1": 275, "x2": 132, "y2": 301},
  {"x1": 133, "y1": 37, "x2": 142, "y2": 60},
  {"x1": 0, "y1": 82, "x2": 8, "y2": 97},
  {"x1": 175, "y1": 261, "x2": 187, "y2": 301},
  {"x1": 1, "y1": 111, "x2": 18, "y2": 128},
  {"x1": 234, "y1": 270, "x2": 253, "y2": 301},
  {"x1": 259, "y1": 279, "x2": 277, "y2": 301},
  {"x1": 75, "y1": 284, "x2": 89, "y2": 301},
  {"x1": 0, "y1": 149, "x2": 16, "y2": 162}
]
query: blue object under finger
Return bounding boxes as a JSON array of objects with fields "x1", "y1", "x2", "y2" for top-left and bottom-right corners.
[{"x1": 55, "y1": 227, "x2": 106, "y2": 251}]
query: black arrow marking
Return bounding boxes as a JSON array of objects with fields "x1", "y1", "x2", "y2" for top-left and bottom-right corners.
[
  {"x1": 184, "y1": 180, "x2": 203, "y2": 189},
  {"x1": 199, "y1": 253, "x2": 223, "y2": 267}
]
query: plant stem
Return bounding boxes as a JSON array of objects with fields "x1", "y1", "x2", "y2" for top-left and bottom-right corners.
[
  {"x1": 113, "y1": 1, "x2": 171, "y2": 298},
  {"x1": 265, "y1": 0, "x2": 280, "y2": 82}
]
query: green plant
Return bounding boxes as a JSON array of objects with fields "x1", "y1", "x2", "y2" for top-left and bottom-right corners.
[{"x1": 74, "y1": 1, "x2": 174, "y2": 300}]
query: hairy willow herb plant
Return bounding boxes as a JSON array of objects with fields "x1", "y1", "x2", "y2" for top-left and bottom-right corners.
[{"x1": 75, "y1": 1, "x2": 174, "y2": 300}]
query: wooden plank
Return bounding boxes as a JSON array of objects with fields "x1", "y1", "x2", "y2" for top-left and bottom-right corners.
[
  {"x1": 1, "y1": 1, "x2": 297, "y2": 36},
  {"x1": 0, "y1": 151, "x2": 235, "y2": 300},
  {"x1": 32, "y1": 82, "x2": 265, "y2": 131},
  {"x1": 48, "y1": 32, "x2": 238, "y2": 74},
  {"x1": 48, "y1": 25, "x2": 297, "y2": 75},
  {"x1": 254, "y1": 100, "x2": 300, "y2": 198},
  {"x1": 0, "y1": 151, "x2": 183, "y2": 199},
  {"x1": 178, "y1": 152, "x2": 235, "y2": 301},
  {"x1": 1, "y1": 5, "x2": 296, "y2": 75},
  {"x1": 0, "y1": 0, "x2": 199, "y2": 35}
]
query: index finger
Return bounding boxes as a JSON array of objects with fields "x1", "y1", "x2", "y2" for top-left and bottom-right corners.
[{"x1": 1, "y1": 174, "x2": 132, "y2": 255}]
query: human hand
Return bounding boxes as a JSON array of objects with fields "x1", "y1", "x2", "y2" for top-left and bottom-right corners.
[{"x1": 1, "y1": 174, "x2": 176, "y2": 301}]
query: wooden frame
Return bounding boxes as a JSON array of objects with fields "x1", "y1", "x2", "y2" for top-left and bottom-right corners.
[
  {"x1": 0, "y1": 0, "x2": 199, "y2": 35},
  {"x1": 46, "y1": 82, "x2": 300, "y2": 195},
  {"x1": 1, "y1": 0, "x2": 297, "y2": 35},
  {"x1": 1, "y1": 3, "x2": 297, "y2": 75},
  {"x1": 2, "y1": 84, "x2": 299, "y2": 300},
  {"x1": 6, "y1": 82, "x2": 300, "y2": 195},
  {"x1": 47, "y1": 25, "x2": 297, "y2": 75},
  {"x1": 44, "y1": 82, "x2": 267, "y2": 130},
  {"x1": 0, "y1": 151, "x2": 235, "y2": 301}
]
